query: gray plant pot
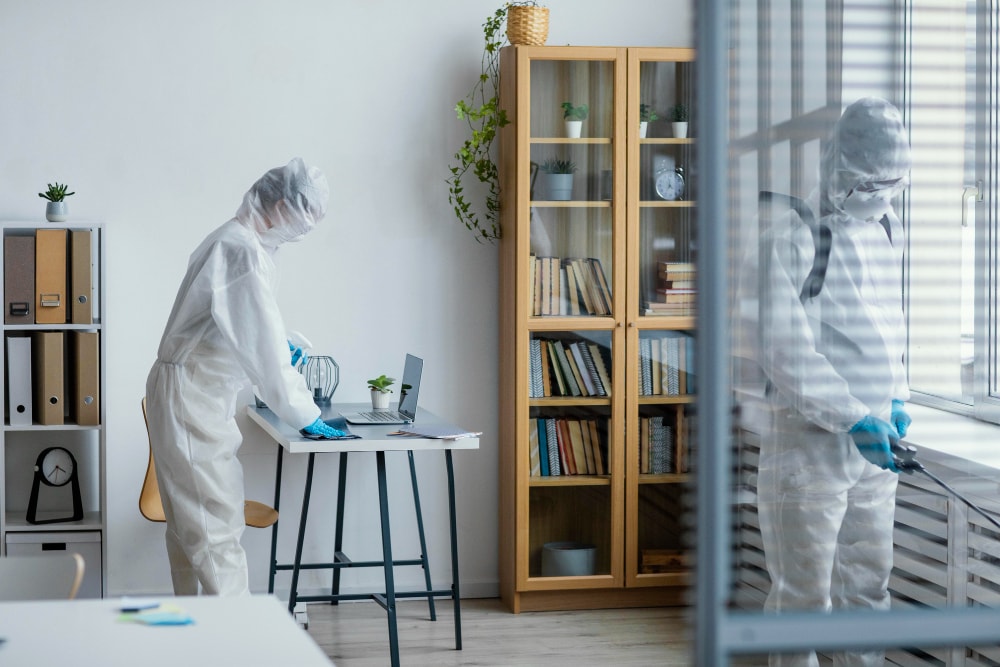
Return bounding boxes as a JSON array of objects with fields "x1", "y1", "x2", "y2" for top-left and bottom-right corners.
[
  {"x1": 543, "y1": 173, "x2": 574, "y2": 201},
  {"x1": 45, "y1": 201, "x2": 68, "y2": 222}
]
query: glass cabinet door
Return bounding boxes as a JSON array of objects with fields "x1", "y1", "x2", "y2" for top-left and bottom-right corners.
[
  {"x1": 527, "y1": 56, "x2": 619, "y2": 321},
  {"x1": 629, "y1": 51, "x2": 696, "y2": 322},
  {"x1": 626, "y1": 49, "x2": 697, "y2": 587},
  {"x1": 526, "y1": 330, "x2": 615, "y2": 581}
]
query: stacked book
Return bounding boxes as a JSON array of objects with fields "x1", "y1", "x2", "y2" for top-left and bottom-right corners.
[
  {"x1": 530, "y1": 256, "x2": 613, "y2": 316},
  {"x1": 529, "y1": 417, "x2": 607, "y2": 477},
  {"x1": 529, "y1": 337, "x2": 612, "y2": 398},
  {"x1": 638, "y1": 331, "x2": 695, "y2": 396},
  {"x1": 639, "y1": 415, "x2": 675, "y2": 474},
  {"x1": 645, "y1": 261, "x2": 695, "y2": 316}
]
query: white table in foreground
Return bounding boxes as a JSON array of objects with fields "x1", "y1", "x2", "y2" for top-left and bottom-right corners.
[
  {"x1": 245, "y1": 403, "x2": 479, "y2": 667},
  {"x1": 0, "y1": 594, "x2": 333, "y2": 667}
]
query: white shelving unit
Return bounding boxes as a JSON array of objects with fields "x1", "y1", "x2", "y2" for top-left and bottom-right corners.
[{"x1": 0, "y1": 221, "x2": 106, "y2": 598}]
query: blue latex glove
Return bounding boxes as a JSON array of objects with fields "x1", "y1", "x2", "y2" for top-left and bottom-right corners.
[
  {"x1": 890, "y1": 398, "x2": 911, "y2": 438},
  {"x1": 301, "y1": 417, "x2": 347, "y2": 439},
  {"x1": 849, "y1": 415, "x2": 900, "y2": 472},
  {"x1": 288, "y1": 341, "x2": 308, "y2": 368}
]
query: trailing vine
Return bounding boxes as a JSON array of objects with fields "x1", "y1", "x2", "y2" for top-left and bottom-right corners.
[{"x1": 446, "y1": 5, "x2": 513, "y2": 244}]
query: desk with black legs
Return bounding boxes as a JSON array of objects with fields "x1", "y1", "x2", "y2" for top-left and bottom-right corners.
[{"x1": 244, "y1": 403, "x2": 479, "y2": 667}]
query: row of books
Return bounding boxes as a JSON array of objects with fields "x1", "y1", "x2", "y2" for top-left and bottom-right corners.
[
  {"x1": 530, "y1": 338, "x2": 611, "y2": 398},
  {"x1": 645, "y1": 261, "x2": 695, "y2": 316},
  {"x1": 531, "y1": 256, "x2": 613, "y2": 316},
  {"x1": 639, "y1": 415, "x2": 676, "y2": 474},
  {"x1": 639, "y1": 332, "x2": 695, "y2": 396},
  {"x1": 529, "y1": 418, "x2": 607, "y2": 477}
]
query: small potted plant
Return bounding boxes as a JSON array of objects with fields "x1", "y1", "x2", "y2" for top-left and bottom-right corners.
[
  {"x1": 38, "y1": 182, "x2": 75, "y2": 222},
  {"x1": 561, "y1": 102, "x2": 589, "y2": 138},
  {"x1": 668, "y1": 103, "x2": 689, "y2": 139},
  {"x1": 367, "y1": 374, "x2": 396, "y2": 410},
  {"x1": 639, "y1": 103, "x2": 660, "y2": 139},
  {"x1": 539, "y1": 158, "x2": 577, "y2": 201}
]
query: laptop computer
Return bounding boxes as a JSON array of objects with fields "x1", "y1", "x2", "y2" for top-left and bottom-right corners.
[{"x1": 341, "y1": 354, "x2": 423, "y2": 425}]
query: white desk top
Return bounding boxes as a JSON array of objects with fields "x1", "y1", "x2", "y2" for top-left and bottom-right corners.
[
  {"x1": 245, "y1": 403, "x2": 480, "y2": 454},
  {"x1": 0, "y1": 594, "x2": 333, "y2": 667}
]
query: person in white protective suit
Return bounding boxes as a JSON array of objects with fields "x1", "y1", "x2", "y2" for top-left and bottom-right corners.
[
  {"x1": 145, "y1": 157, "x2": 346, "y2": 596},
  {"x1": 735, "y1": 98, "x2": 913, "y2": 666}
]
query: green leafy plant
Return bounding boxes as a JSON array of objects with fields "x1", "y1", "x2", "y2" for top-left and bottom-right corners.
[
  {"x1": 640, "y1": 104, "x2": 660, "y2": 123},
  {"x1": 447, "y1": 3, "x2": 541, "y2": 244},
  {"x1": 38, "y1": 182, "x2": 75, "y2": 202},
  {"x1": 668, "y1": 103, "x2": 689, "y2": 122},
  {"x1": 540, "y1": 158, "x2": 577, "y2": 174},
  {"x1": 367, "y1": 374, "x2": 396, "y2": 394},
  {"x1": 561, "y1": 102, "x2": 590, "y2": 121}
]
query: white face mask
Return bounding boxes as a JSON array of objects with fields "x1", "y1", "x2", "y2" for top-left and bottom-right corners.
[{"x1": 842, "y1": 189, "x2": 893, "y2": 221}]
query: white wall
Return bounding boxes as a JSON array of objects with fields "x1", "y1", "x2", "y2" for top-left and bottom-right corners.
[{"x1": 0, "y1": 0, "x2": 690, "y2": 597}]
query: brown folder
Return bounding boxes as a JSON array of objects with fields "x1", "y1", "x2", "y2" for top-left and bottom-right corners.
[
  {"x1": 70, "y1": 230, "x2": 93, "y2": 325},
  {"x1": 33, "y1": 331, "x2": 64, "y2": 425},
  {"x1": 35, "y1": 229, "x2": 67, "y2": 325},
  {"x1": 70, "y1": 331, "x2": 100, "y2": 426},
  {"x1": 4, "y1": 235, "x2": 34, "y2": 324}
]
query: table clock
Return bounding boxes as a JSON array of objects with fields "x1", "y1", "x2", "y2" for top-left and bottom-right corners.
[{"x1": 27, "y1": 446, "x2": 83, "y2": 524}]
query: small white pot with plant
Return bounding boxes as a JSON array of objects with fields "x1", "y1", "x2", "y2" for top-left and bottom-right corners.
[
  {"x1": 540, "y1": 158, "x2": 576, "y2": 201},
  {"x1": 39, "y1": 182, "x2": 75, "y2": 222},
  {"x1": 668, "y1": 103, "x2": 689, "y2": 139},
  {"x1": 639, "y1": 103, "x2": 659, "y2": 139},
  {"x1": 367, "y1": 374, "x2": 395, "y2": 410},
  {"x1": 561, "y1": 102, "x2": 588, "y2": 138}
]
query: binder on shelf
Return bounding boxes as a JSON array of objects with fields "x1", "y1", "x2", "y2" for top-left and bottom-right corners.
[
  {"x1": 35, "y1": 228, "x2": 67, "y2": 325},
  {"x1": 71, "y1": 331, "x2": 100, "y2": 426},
  {"x1": 70, "y1": 229, "x2": 93, "y2": 324},
  {"x1": 33, "y1": 331, "x2": 65, "y2": 425},
  {"x1": 4, "y1": 235, "x2": 35, "y2": 324},
  {"x1": 6, "y1": 336, "x2": 33, "y2": 426}
]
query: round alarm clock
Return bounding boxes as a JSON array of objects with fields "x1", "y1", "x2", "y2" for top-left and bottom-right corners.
[
  {"x1": 655, "y1": 166, "x2": 686, "y2": 201},
  {"x1": 37, "y1": 447, "x2": 76, "y2": 486}
]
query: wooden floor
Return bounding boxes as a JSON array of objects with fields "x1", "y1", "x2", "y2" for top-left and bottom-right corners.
[{"x1": 305, "y1": 597, "x2": 692, "y2": 666}]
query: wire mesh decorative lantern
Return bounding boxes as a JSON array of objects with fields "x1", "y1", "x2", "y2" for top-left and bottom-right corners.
[{"x1": 301, "y1": 355, "x2": 339, "y2": 406}]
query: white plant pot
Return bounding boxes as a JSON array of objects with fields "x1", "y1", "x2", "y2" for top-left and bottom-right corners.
[
  {"x1": 565, "y1": 120, "x2": 583, "y2": 138},
  {"x1": 371, "y1": 390, "x2": 391, "y2": 410},
  {"x1": 543, "y1": 173, "x2": 574, "y2": 201},
  {"x1": 45, "y1": 201, "x2": 68, "y2": 222},
  {"x1": 639, "y1": 121, "x2": 648, "y2": 139},
  {"x1": 671, "y1": 121, "x2": 689, "y2": 139}
]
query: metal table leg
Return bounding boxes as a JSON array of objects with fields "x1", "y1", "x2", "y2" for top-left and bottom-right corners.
[
  {"x1": 330, "y1": 452, "x2": 348, "y2": 604},
  {"x1": 268, "y1": 446, "x2": 284, "y2": 595},
  {"x1": 408, "y1": 450, "x2": 437, "y2": 621},
  {"x1": 374, "y1": 451, "x2": 400, "y2": 667},
  {"x1": 288, "y1": 452, "x2": 316, "y2": 615},
  {"x1": 446, "y1": 450, "x2": 462, "y2": 650}
]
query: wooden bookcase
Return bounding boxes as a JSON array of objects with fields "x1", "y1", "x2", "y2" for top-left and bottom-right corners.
[{"x1": 498, "y1": 46, "x2": 695, "y2": 612}]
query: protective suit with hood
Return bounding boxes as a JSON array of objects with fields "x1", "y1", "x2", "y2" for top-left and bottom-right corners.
[
  {"x1": 734, "y1": 98, "x2": 912, "y2": 666},
  {"x1": 145, "y1": 157, "x2": 328, "y2": 596}
]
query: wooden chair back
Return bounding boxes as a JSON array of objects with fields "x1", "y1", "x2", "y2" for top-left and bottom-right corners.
[{"x1": 0, "y1": 553, "x2": 85, "y2": 600}]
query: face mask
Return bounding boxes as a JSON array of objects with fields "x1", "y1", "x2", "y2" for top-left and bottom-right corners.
[{"x1": 842, "y1": 189, "x2": 893, "y2": 221}]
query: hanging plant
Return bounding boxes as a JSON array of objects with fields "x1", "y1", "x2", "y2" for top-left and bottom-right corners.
[{"x1": 447, "y1": 2, "x2": 544, "y2": 244}]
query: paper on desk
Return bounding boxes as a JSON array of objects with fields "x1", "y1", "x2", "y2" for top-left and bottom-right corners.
[
  {"x1": 395, "y1": 425, "x2": 482, "y2": 440},
  {"x1": 118, "y1": 602, "x2": 194, "y2": 626}
]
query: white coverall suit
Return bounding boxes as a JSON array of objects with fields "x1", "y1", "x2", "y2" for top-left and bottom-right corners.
[
  {"x1": 735, "y1": 98, "x2": 912, "y2": 666},
  {"x1": 145, "y1": 158, "x2": 325, "y2": 596}
]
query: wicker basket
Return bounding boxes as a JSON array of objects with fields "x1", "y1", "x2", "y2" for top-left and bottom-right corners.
[{"x1": 507, "y1": 5, "x2": 549, "y2": 46}]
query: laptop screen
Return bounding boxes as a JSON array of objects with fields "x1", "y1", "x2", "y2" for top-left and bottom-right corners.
[{"x1": 397, "y1": 354, "x2": 423, "y2": 419}]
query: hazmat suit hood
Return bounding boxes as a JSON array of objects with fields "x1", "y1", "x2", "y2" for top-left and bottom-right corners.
[
  {"x1": 234, "y1": 157, "x2": 330, "y2": 249},
  {"x1": 818, "y1": 97, "x2": 912, "y2": 218}
]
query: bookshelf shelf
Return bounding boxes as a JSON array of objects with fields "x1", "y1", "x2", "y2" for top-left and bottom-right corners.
[
  {"x1": 529, "y1": 476, "x2": 611, "y2": 487},
  {"x1": 499, "y1": 45, "x2": 696, "y2": 612}
]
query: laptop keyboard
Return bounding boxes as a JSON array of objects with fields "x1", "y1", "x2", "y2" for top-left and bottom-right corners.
[{"x1": 356, "y1": 411, "x2": 402, "y2": 422}]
